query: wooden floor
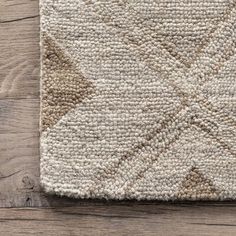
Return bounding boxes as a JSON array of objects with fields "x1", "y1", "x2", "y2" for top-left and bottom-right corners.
[{"x1": 0, "y1": 0, "x2": 236, "y2": 235}]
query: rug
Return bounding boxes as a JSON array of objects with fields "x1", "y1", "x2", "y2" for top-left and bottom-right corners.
[{"x1": 40, "y1": 0, "x2": 236, "y2": 200}]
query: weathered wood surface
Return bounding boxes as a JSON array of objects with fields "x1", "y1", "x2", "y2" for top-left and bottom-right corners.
[
  {"x1": 0, "y1": 0, "x2": 236, "y2": 235},
  {"x1": 0, "y1": 0, "x2": 39, "y2": 99},
  {"x1": 0, "y1": 0, "x2": 42, "y2": 207},
  {"x1": 1, "y1": 204, "x2": 236, "y2": 236}
]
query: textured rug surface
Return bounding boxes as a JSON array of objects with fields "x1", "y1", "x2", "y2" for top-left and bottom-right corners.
[{"x1": 40, "y1": 0, "x2": 236, "y2": 200}]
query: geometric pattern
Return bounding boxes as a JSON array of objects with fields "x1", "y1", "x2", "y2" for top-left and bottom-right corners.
[
  {"x1": 176, "y1": 167, "x2": 220, "y2": 200},
  {"x1": 41, "y1": 33, "x2": 94, "y2": 131},
  {"x1": 40, "y1": 0, "x2": 236, "y2": 200}
]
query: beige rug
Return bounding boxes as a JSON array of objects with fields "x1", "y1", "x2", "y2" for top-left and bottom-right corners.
[{"x1": 40, "y1": 0, "x2": 236, "y2": 200}]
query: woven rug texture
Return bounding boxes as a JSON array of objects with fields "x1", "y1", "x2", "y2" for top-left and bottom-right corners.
[{"x1": 40, "y1": 0, "x2": 236, "y2": 200}]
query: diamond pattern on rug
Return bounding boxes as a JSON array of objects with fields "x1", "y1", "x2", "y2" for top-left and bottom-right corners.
[{"x1": 40, "y1": 0, "x2": 236, "y2": 200}]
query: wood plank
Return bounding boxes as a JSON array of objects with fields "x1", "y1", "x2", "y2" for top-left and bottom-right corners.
[
  {"x1": 0, "y1": 0, "x2": 39, "y2": 23},
  {"x1": 0, "y1": 132, "x2": 43, "y2": 207},
  {"x1": 0, "y1": 0, "x2": 42, "y2": 206},
  {"x1": 0, "y1": 97, "x2": 43, "y2": 207},
  {"x1": 0, "y1": 204, "x2": 236, "y2": 236},
  {"x1": 0, "y1": 0, "x2": 39, "y2": 99},
  {"x1": 0, "y1": 99, "x2": 39, "y2": 134}
]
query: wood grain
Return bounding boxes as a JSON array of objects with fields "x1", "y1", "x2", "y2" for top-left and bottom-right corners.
[
  {"x1": 0, "y1": 0, "x2": 39, "y2": 99},
  {"x1": 1, "y1": 204, "x2": 236, "y2": 236},
  {"x1": 0, "y1": 0, "x2": 38, "y2": 23},
  {"x1": 0, "y1": 0, "x2": 42, "y2": 207},
  {"x1": 0, "y1": 0, "x2": 236, "y2": 235}
]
